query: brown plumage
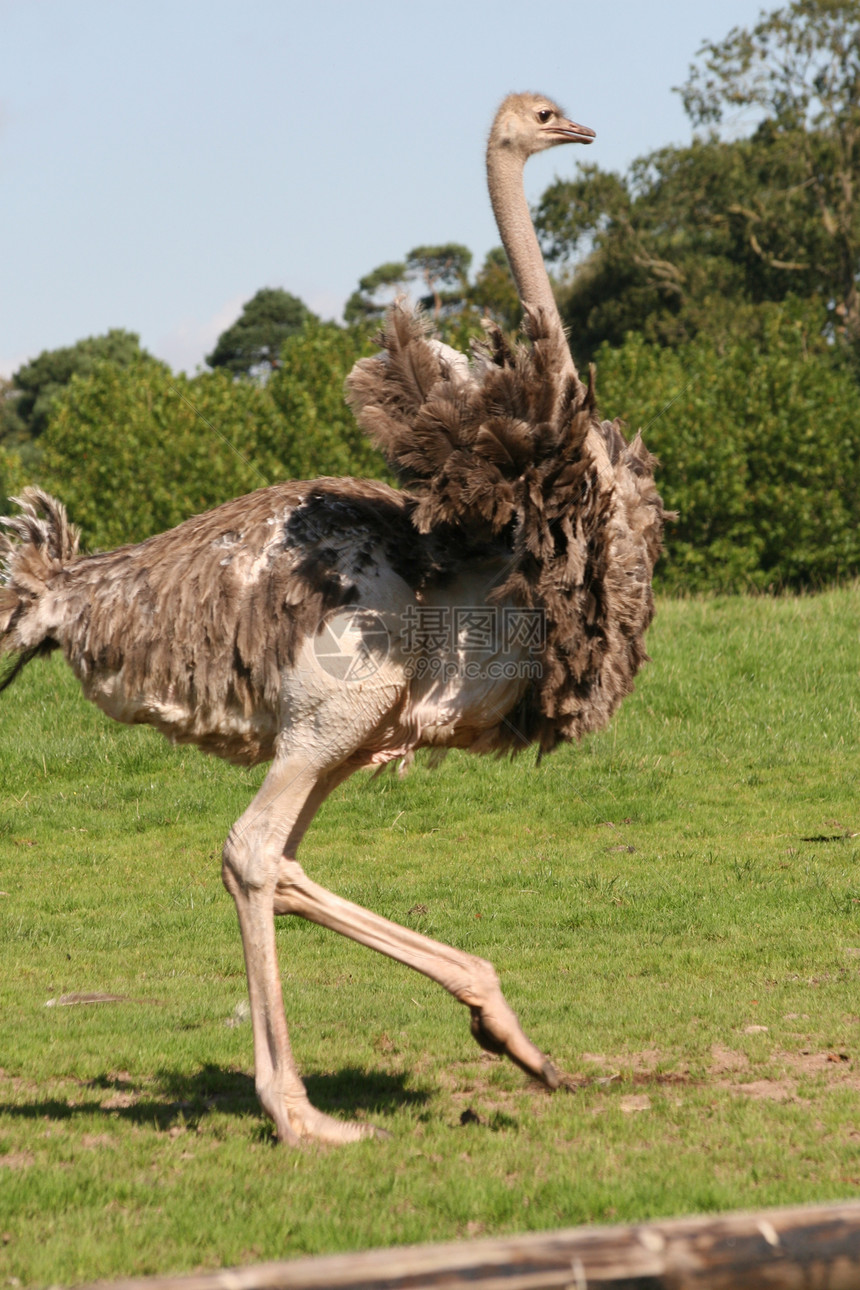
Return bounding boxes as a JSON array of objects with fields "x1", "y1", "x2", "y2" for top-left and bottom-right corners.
[
  {"x1": 2, "y1": 480, "x2": 417, "y2": 762},
  {"x1": 0, "y1": 92, "x2": 665, "y2": 1146},
  {"x1": 347, "y1": 304, "x2": 664, "y2": 755}
]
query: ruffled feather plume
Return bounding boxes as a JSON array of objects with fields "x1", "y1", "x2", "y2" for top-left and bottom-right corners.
[
  {"x1": 0, "y1": 488, "x2": 81, "y2": 690},
  {"x1": 346, "y1": 303, "x2": 667, "y2": 754},
  {"x1": 1, "y1": 488, "x2": 80, "y2": 594}
]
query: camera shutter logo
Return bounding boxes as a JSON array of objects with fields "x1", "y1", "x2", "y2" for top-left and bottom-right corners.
[{"x1": 312, "y1": 608, "x2": 390, "y2": 682}]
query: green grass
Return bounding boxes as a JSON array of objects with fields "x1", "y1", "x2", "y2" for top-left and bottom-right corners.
[{"x1": 0, "y1": 587, "x2": 859, "y2": 1284}]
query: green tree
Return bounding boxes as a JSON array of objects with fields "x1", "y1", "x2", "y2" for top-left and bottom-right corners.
[
  {"x1": 0, "y1": 442, "x2": 25, "y2": 516},
  {"x1": 343, "y1": 262, "x2": 408, "y2": 325},
  {"x1": 406, "y1": 243, "x2": 472, "y2": 318},
  {"x1": 346, "y1": 246, "x2": 479, "y2": 326},
  {"x1": 470, "y1": 246, "x2": 526, "y2": 332},
  {"x1": 536, "y1": 2, "x2": 860, "y2": 362},
  {"x1": 0, "y1": 329, "x2": 146, "y2": 448},
  {"x1": 37, "y1": 357, "x2": 273, "y2": 549},
  {"x1": 537, "y1": 135, "x2": 826, "y2": 363},
  {"x1": 680, "y1": 0, "x2": 860, "y2": 344},
  {"x1": 206, "y1": 287, "x2": 315, "y2": 375},
  {"x1": 31, "y1": 321, "x2": 388, "y2": 551},
  {"x1": 267, "y1": 320, "x2": 389, "y2": 480},
  {"x1": 596, "y1": 298, "x2": 860, "y2": 591}
]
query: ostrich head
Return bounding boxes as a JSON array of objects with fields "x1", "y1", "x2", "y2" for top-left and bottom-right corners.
[
  {"x1": 483, "y1": 92, "x2": 596, "y2": 363},
  {"x1": 488, "y1": 92, "x2": 595, "y2": 161}
]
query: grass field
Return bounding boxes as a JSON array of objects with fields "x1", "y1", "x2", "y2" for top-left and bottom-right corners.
[{"x1": 0, "y1": 587, "x2": 858, "y2": 1286}]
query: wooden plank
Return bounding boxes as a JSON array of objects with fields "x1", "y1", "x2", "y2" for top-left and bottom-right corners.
[{"x1": 78, "y1": 1200, "x2": 860, "y2": 1290}]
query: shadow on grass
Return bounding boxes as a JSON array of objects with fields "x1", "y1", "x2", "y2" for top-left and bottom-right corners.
[{"x1": 0, "y1": 1063, "x2": 431, "y2": 1133}]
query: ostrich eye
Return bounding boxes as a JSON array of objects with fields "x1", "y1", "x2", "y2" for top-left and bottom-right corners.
[{"x1": 537, "y1": 109, "x2": 553, "y2": 124}]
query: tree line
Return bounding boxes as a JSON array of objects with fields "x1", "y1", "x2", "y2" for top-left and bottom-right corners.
[{"x1": 2, "y1": 0, "x2": 859, "y2": 591}]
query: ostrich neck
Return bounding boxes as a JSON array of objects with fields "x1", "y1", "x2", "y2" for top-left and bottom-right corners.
[
  {"x1": 487, "y1": 141, "x2": 608, "y2": 477},
  {"x1": 487, "y1": 145, "x2": 565, "y2": 337}
]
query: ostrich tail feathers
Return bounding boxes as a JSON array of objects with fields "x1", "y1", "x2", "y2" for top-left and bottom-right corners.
[
  {"x1": 0, "y1": 489, "x2": 79, "y2": 680},
  {"x1": 1, "y1": 488, "x2": 80, "y2": 597}
]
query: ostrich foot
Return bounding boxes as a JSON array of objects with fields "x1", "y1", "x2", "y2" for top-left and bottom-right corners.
[
  {"x1": 469, "y1": 1001, "x2": 560, "y2": 1090},
  {"x1": 257, "y1": 1085, "x2": 388, "y2": 1146}
]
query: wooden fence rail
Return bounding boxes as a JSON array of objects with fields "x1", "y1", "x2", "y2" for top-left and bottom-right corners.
[{"x1": 79, "y1": 1199, "x2": 860, "y2": 1290}]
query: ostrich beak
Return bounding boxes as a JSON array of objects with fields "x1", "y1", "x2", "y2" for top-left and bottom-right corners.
[{"x1": 548, "y1": 118, "x2": 596, "y2": 145}]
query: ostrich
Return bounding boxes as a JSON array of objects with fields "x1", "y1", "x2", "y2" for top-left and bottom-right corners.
[{"x1": 0, "y1": 93, "x2": 664, "y2": 1145}]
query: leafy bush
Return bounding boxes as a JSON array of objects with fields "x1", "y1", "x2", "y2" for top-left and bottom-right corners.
[
  {"x1": 205, "y1": 288, "x2": 315, "y2": 375},
  {"x1": 1, "y1": 330, "x2": 148, "y2": 447},
  {"x1": 32, "y1": 323, "x2": 388, "y2": 551},
  {"x1": 19, "y1": 304, "x2": 860, "y2": 591},
  {"x1": 596, "y1": 299, "x2": 860, "y2": 591},
  {"x1": 37, "y1": 357, "x2": 275, "y2": 549},
  {"x1": 266, "y1": 320, "x2": 388, "y2": 479},
  {"x1": 0, "y1": 443, "x2": 25, "y2": 515}
]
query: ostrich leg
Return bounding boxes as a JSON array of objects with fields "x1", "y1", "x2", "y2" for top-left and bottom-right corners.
[
  {"x1": 273, "y1": 864, "x2": 559, "y2": 1090},
  {"x1": 223, "y1": 744, "x2": 559, "y2": 1145},
  {"x1": 222, "y1": 755, "x2": 381, "y2": 1145}
]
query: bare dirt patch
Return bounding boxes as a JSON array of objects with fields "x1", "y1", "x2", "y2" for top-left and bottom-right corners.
[
  {"x1": 574, "y1": 1043, "x2": 860, "y2": 1105},
  {"x1": 775, "y1": 1049, "x2": 852, "y2": 1074},
  {"x1": 574, "y1": 1049, "x2": 692, "y2": 1086},
  {"x1": 80, "y1": 1133, "x2": 116, "y2": 1149},
  {"x1": 619, "y1": 1094, "x2": 651, "y2": 1113},
  {"x1": 710, "y1": 1044, "x2": 750, "y2": 1074},
  {"x1": 0, "y1": 1151, "x2": 35, "y2": 1169},
  {"x1": 710, "y1": 1047, "x2": 860, "y2": 1102},
  {"x1": 722, "y1": 1078, "x2": 796, "y2": 1102},
  {"x1": 101, "y1": 1090, "x2": 138, "y2": 1110},
  {"x1": 629, "y1": 1048, "x2": 662, "y2": 1070},
  {"x1": 767, "y1": 1048, "x2": 860, "y2": 1091},
  {"x1": 438, "y1": 1043, "x2": 860, "y2": 1115},
  {"x1": 435, "y1": 1057, "x2": 553, "y2": 1124}
]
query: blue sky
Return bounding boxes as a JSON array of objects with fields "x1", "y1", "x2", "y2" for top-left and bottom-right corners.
[{"x1": 1, "y1": 0, "x2": 771, "y2": 377}]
